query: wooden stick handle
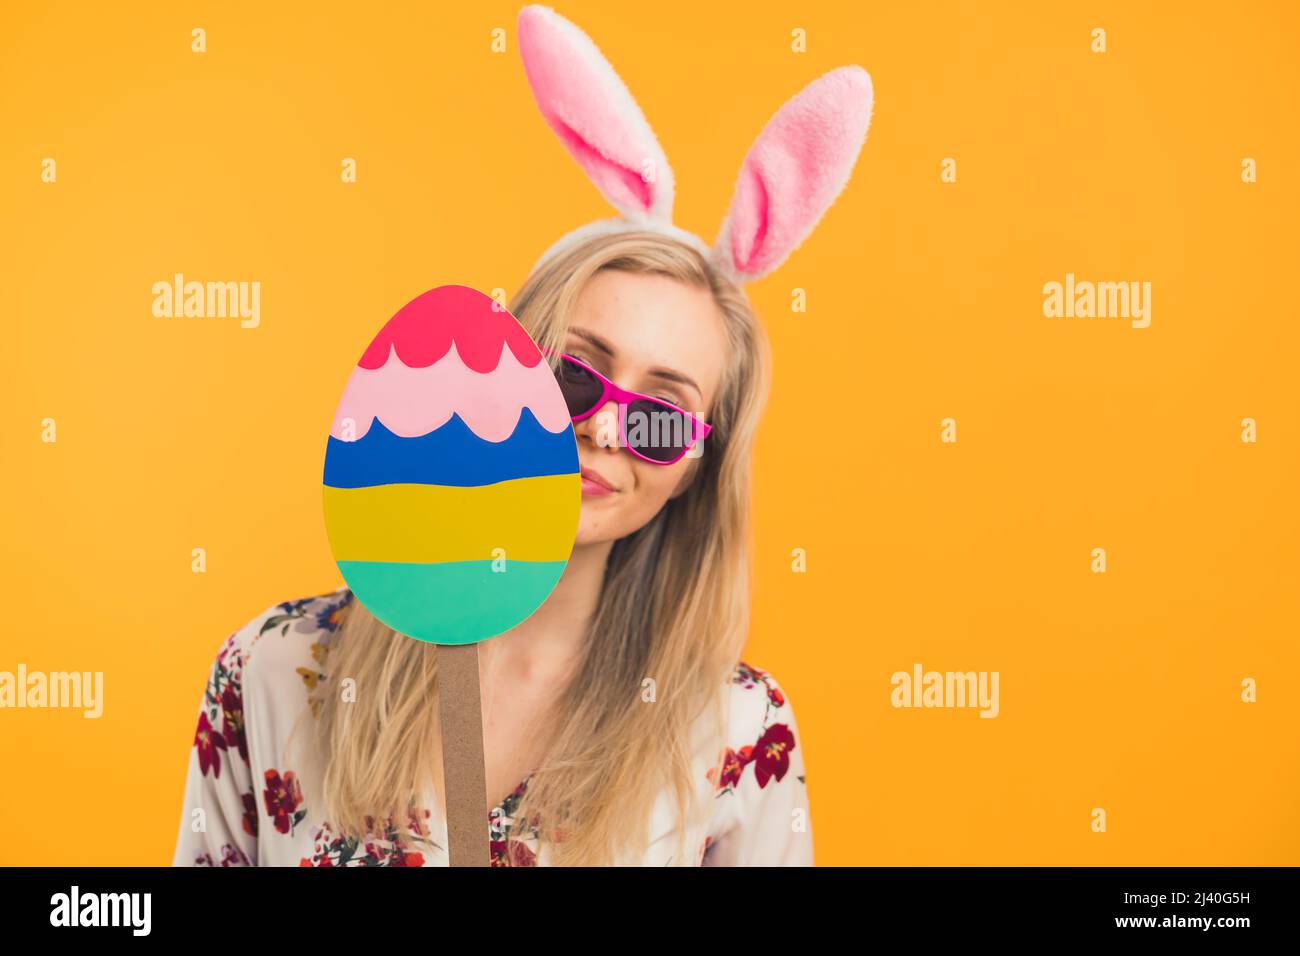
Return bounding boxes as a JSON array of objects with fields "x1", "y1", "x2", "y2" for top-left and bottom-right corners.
[{"x1": 436, "y1": 642, "x2": 490, "y2": 867}]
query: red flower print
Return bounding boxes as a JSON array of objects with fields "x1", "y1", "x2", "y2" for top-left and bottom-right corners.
[
  {"x1": 216, "y1": 633, "x2": 242, "y2": 670},
  {"x1": 714, "y1": 747, "x2": 747, "y2": 789},
  {"x1": 490, "y1": 838, "x2": 537, "y2": 867},
  {"x1": 194, "y1": 711, "x2": 228, "y2": 778},
  {"x1": 220, "y1": 683, "x2": 247, "y2": 763},
  {"x1": 195, "y1": 844, "x2": 250, "y2": 867},
  {"x1": 219, "y1": 844, "x2": 249, "y2": 866},
  {"x1": 241, "y1": 791, "x2": 259, "y2": 837},
  {"x1": 263, "y1": 768, "x2": 306, "y2": 835},
  {"x1": 751, "y1": 723, "x2": 796, "y2": 788},
  {"x1": 302, "y1": 818, "x2": 432, "y2": 867}
]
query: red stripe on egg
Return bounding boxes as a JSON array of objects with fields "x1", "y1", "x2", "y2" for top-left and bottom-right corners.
[{"x1": 358, "y1": 285, "x2": 542, "y2": 372}]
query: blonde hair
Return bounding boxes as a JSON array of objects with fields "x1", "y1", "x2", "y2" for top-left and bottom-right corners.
[{"x1": 298, "y1": 230, "x2": 772, "y2": 865}]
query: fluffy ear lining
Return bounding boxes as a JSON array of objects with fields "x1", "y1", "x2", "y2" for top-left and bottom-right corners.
[
  {"x1": 544, "y1": 115, "x2": 655, "y2": 212},
  {"x1": 715, "y1": 66, "x2": 874, "y2": 281},
  {"x1": 517, "y1": 4, "x2": 674, "y2": 220}
]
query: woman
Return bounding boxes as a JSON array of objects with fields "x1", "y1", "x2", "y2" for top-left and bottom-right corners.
[
  {"x1": 174, "y1": 230, "x2": 808, "y2": 867},
  {"x1": 172, "y1": 4, "x2": 873, "y2": 867}
]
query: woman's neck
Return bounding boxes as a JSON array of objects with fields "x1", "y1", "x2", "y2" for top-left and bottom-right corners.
[{"x1": 478, "y1": 539, "x2": 613, "y2": 686}]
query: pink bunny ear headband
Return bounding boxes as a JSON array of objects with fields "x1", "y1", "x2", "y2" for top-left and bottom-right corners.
[{"x1": 517, "y1": 4, "x2": 875, "y2": 285}]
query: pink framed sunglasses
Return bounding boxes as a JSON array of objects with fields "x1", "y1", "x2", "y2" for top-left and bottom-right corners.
[{"x1": 541, "y1": 348, "x2": 712, "y2": 465}]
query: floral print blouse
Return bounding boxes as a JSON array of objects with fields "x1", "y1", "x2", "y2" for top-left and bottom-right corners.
[{"x1": 171, "y1": 587, "x2": 813, "y2": 866}]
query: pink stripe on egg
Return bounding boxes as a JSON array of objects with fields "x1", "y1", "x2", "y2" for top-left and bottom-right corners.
[{"x1": 331, "y1": 340, "x2": 572, "y2": 442}]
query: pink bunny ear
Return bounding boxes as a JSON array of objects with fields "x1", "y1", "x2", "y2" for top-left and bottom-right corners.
[
  {"x1": 517, "y1": 5, "x2": 675, "y2": 223},
  {"x1": 713, "y1": 66, "x2": 874, "y2": 282}
]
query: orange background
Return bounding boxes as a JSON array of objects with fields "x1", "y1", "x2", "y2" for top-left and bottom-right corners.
[{"x1": 1, "y1": 1, "x2": 1297, "y2": 865}]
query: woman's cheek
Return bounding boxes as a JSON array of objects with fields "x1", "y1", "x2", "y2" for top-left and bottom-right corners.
[{"x1": 628, "y1": 468, "x2": 686, "y2": 525}]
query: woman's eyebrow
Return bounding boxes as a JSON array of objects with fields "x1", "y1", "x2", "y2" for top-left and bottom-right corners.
[
  {"x1": 568, "y1": 326, "x2": 703, "y2": 400},
  {"x1": 567, "y1": 326, "x2": 615, "y2": 357},
  {"x1": 644, "y1": 367, "x2": 702, "y2": 401}
]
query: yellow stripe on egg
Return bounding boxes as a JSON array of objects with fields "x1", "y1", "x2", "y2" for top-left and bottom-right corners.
[{"x1": 323, "y1": 474, "x2": 581, "y2": 564}]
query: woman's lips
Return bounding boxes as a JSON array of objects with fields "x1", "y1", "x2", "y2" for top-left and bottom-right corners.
[{"x1": 580, "y1": 466, "x2": 617, "y2": 497}]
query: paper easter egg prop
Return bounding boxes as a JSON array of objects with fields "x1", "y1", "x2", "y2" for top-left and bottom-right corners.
[{"x1": 322, "y1": 284, "x2": 581, "y2": 645}]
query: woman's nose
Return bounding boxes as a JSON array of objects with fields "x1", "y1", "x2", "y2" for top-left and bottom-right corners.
[{"x1": 574, "y1": 399, "x2": 622, "y2": 452}]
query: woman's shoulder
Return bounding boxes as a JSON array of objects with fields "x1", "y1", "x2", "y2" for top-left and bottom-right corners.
[
  {"x1": 209, "y1": 585, "x2": 357, "y2": 702},
  {"x1": 727, "y1": 660, "x2": 794, "y2": 716},
  {"x1": 720, "y1": 661, "x2": 804, "y2": 790}
]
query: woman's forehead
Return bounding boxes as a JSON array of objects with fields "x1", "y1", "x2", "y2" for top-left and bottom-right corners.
[{"x1": 569, "y1": 271, "x2": 728, "y2": 395}]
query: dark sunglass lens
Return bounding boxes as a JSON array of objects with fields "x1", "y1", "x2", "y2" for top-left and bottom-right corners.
[
  {"x1": 554, "y1": 359, "x2": 604, "y2": 417},
  {"x1": 624, "y1": 399, "x2": 692, "y2": 463}
]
